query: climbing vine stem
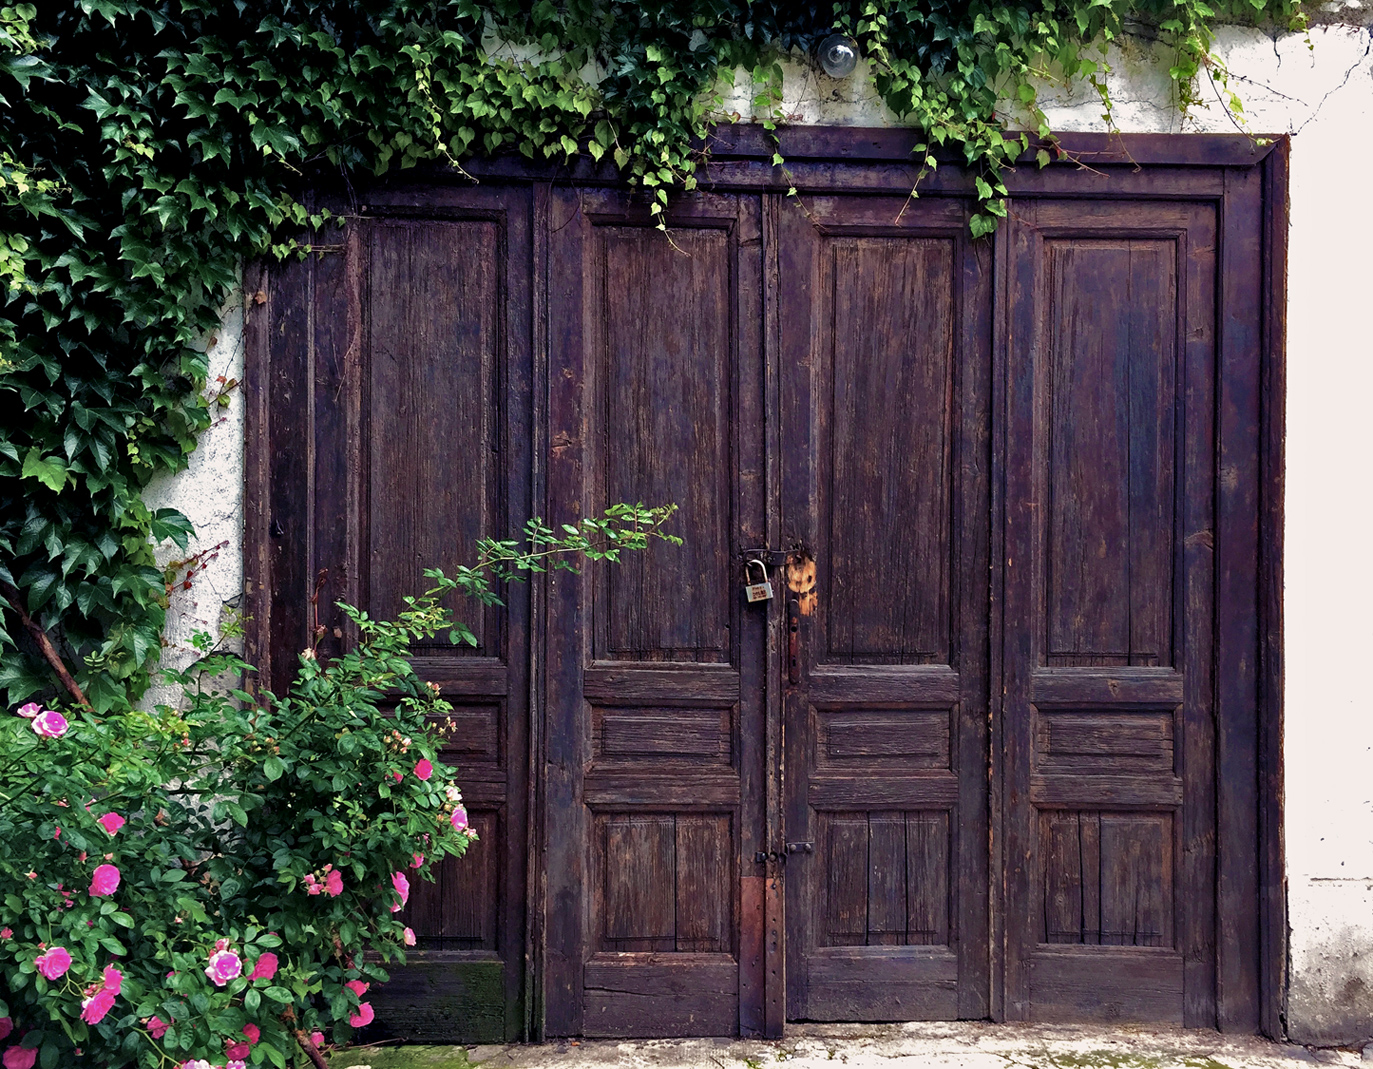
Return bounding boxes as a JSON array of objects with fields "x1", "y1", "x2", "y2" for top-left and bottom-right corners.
[{"x1": 0, "y1": 0, "x2": 1305, "y2": 707}]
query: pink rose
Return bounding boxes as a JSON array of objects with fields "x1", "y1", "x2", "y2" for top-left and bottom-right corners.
[
  {"x1": 144, "y1": 1016, "x2": 169, "y2": 1039},
  {"x1": 204, "y1": 947, "x2": 242, "y2": 986},
  {"x1": 81, "y1": 988, "x2": 116, "y2": 1024},
  {"x1": 96, "y1": 813, "x2": 125, "y2": 835},
  {"x1": 89, "y1": 864, "x2": 120, "y2": 896},
  {"x1": 348, "y1": 1002, "x2": 374, "y2": 1027},
  {"x1": 450, "y1": 805, "x2": 468, "y2": 832},
  {"x1": 302, "y1": 874, "x2": 320, "y2": 895},
  {"x1": 16, "y1": 703, "x2": 39, "y2": 718},
  {"x1": 103, "y1": 965, "x2": 123, "y2": 994},
  {"x1": 3, "y1": 1046, "x2": 37, "y2": 1069},
  {"x1": 411, "y1": 853, "x2": 424, "y2": 869},
  {"x1": 309, "y1": 1031, "x2": 325, "y2": 1047},
  {"x1": 345, "y1": 979, "x2": 369, "y2": 997},
  {"x1": 0, "y1": 1020, "x2": 10, "y2": 1041},
  {"x1": 0, "y1": 928, "x2": 11, "y2": 940},
  {"x1": 228, "y1": 1061, "x2": 246, "y2": 1069},
  {"x1": 242, "y1": 1023, "x2": 260, "y2": 1044},
  {"x1": 34, "y1": 946, "x2": 72, "y2": 979},
  {"x1": 390, "y1": 871, "x2": 410, "y2": 912},
  {"x1": 31, "y1": 710, "x2": 68, "y2": 738},
  {"x1": 391, "y1": 771, "x2": 402, "y2": 783},
  {"x1": 414, "y1": 758, "x2": 433, "y2": 781},
  {"x1": 403, "y1": 927, "x2": 416, "y2": 946},
  {"x1": 324, "y1": 869, "x2": 343, "y2": 897},
  {"x1": 248, "y1": 952, "x2": 278, "y2": 981},
  {"x1": 226, "y1": 1041, "x2": 250, "y2": 1059}
]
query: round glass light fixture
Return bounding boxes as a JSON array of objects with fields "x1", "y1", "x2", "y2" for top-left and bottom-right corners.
[{"x1": 817, "y1": 33, "x2": 859, "y2": 79}]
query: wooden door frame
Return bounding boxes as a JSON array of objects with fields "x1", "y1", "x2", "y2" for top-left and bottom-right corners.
[{"x1": 244, "y1": 129, "x2": 1287, "y2": 1039}]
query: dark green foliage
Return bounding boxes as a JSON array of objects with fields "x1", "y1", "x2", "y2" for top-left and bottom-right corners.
[{"x1": 0, "y1": 0, "x2": 1303, "y2": 709}]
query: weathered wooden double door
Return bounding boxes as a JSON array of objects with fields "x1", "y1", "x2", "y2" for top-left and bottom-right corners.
[{"x1": 249, "y1": 136, "x2": 1280, "y2": 1041}]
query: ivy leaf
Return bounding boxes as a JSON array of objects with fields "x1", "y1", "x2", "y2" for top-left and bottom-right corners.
[
  {"x1": 150, "y1": 509, "x2": 194, "y2": 550},
  {"x1": 20, "y1": 449, "x2": 68, "y2": 492}
]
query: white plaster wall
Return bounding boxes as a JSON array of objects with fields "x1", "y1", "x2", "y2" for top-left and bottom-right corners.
[
  {"x1": 154, "y1": 23, "x2": 1373, "y2": 1044},
  {"x1": 140, "y1": 289, "x2": 246, "y2": 710}
]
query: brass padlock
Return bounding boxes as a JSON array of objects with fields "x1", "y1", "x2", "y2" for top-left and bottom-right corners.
[{"x1": 744, "y1": 559, "x2": 774, "y2": 603}]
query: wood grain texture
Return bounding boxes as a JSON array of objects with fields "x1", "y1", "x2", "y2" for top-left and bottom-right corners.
[
  {"x1": 825, "y1": 237, "x2": 954, "y2": 665},
  {"x1": 366, "y1": 219, "x2": 500, "y2": 653},
  {"x1": 1043, "y1": 239, "x2": 1176, "y2": 668}
]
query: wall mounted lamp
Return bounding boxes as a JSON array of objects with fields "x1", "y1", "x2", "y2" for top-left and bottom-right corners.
[{"x1": 816, "y1": 33, "x2": 860, "y2": 79}]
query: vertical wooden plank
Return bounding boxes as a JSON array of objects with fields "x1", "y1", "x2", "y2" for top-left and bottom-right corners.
[
  {"x1": 1080, "y1": 813, "x2": 1101, "y2": 946},
  {"x1": 907, "y1": 812, "x2": 950, "y2": 946},
  {"x1": 264, "y1": 245, "x2": 313, "y2": 696},
  {"x1": 527, "y1": 178, "x2": 551, "y2": 1043},
  {"x1": 1215, "y1": 166, "x2": 1263, "y2": 1032},
  {"x1": 760, "y1": 192, "x2": 786, "y2": 1041},
  {"x1": 866, "y1": 811, "x2": 908, "y2": 945},
  {"x1": 1125, "y1": 241, "x2": 1176, "y2": 668},
  {"x1": 1258, "y1": 138, "x2": 1289, "y2": 1041},
  {"x1": 824, "y1": 815, "x2": 869, "y2": 947},
  {"x1": 310, "y1": 222, "x2": 355, "y2": 662},
  {"x1": 603, "y1": 815, "x2": 676, "y2": 952},
  {"x1": 958, "y1": 229, "x2": 994, "y2": 1017},
  {"x1": 677, "y1": 815, "x2": 732, "y2": 953},
  {"x1": 543, "y1": 185, "x2": 588, "y2": 1037},
  {"x1": 242, "y1": 262, "x2": 272, "y2": 688},
  {"x1": 1043, "y1": 813, "x2": 1083, "y2": 944},
  {"x1": 1047, "y1": 242, "x2": 1132, "y2": 664},
  {"x1": 1180, "y1": 204, "x2": 1219, "y2": 1029}
]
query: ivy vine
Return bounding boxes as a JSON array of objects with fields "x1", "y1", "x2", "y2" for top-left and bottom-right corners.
[{"x1": 0, "y1": 0, "x2": 1305, "y2": 710}]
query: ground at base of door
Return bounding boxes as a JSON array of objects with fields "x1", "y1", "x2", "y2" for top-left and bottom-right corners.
[{"x1": 327, "y1": 1023, "x2": 1372, "y2": 1069}]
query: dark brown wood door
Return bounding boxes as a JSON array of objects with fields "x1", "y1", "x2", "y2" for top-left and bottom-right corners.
[
  {"x1": 999, "y1": 193, "x2": 1261, "y2": 1028},
  {"x1": 544, "y1": 188, "x2": 769, "y2": 1038},
  {"x1": 776, "y1": 195, "x2": 993, "y2": 1021},
  {"x1": 247, "y1": 184, "x2": 535, "y2": 1041}
]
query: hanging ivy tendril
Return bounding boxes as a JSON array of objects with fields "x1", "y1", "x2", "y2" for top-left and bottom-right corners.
[{"x1": 0, "y1": 0, "x2": 1305, "y2": 709}]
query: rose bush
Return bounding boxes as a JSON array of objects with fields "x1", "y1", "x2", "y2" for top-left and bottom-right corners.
[{"x1": 0, "y1": 505, "x2": 678, "y2": 1067}]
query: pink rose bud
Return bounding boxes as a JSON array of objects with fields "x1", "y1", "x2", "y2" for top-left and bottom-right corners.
[
  {"x1": 16, "y1": 702, "x2": 39, "y2": 718},
  {"x1": 450, "y1": 805, "x2": 468, "y2": 832},
  {"x1": 324, "y1": 869, "x2": 344, "y2": 897},
  {"x1": 34, "y1": 946, "x2": 72, "y2": 979},
  {"x1": 242, "y1": 1023, "x2": 260, "y2": 1044},
  {"x1": 348, "y1": 1002, "x2": 374, "y2": 1028},
  {"x1": 390, "y1": 871, "x2": 410, "y2": 912},
  {"x1": 96, "y1": 813, "x2": 126, "y2": 835},
  {"x1": 414, "y1": 758, "x2": 433, "y2": 781},
  {"x1": 89, "y1": 864, "x2": 121, "y2": 896},
  {"x1": 248, "y1": 952, "x2": 278, "y2": 981},
  {"x1": 309, "y1": 1031, "x2": 325, "y2": 1047},
  {"x1": 81, "y1": 988, "x2": 117, "y2": 1024},
  {"x1": 3, "y1": 1046, "x2": 37, "y2": 1069},
  {"x1": 345, "y1": 979, "x2": 369, "y2": 996},
  {"x1": 103, "y1": 965, "x2": 123, "y2": 993},
  {"x1": 0, "y1": 928, "x2": 11, "y2": 939},
  {"x1": 145, "y1": 1016, "x2": 169, "y2": 1039},
  {"x1": 403, "y1": 926, "x2": 416, "y2": 946},
  {"x1": 204, "y1": 947, "x2": 242, "y2": 987},
  {"x1": 411, "y1": 853, "x2": 424, "y2": 869},
  {"x1": 32, "y1": 710, "x2": 68, "y2": 738}
]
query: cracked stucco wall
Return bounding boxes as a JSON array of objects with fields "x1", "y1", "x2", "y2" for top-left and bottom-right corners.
[{"x1": 154, "y1": 18, "x2": 1373, "y2": 1045}]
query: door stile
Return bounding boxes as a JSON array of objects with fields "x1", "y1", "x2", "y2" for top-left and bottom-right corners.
[
  {"x1": 1214, "y1": 166, "x2": 1264, "y2": 1032},
  {"x1": 526, "y1": 179, "x2": 552, "y2": 1041},
  {"x1": 757, "y1": 192, "x2": 787, "y2": 1040}
]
